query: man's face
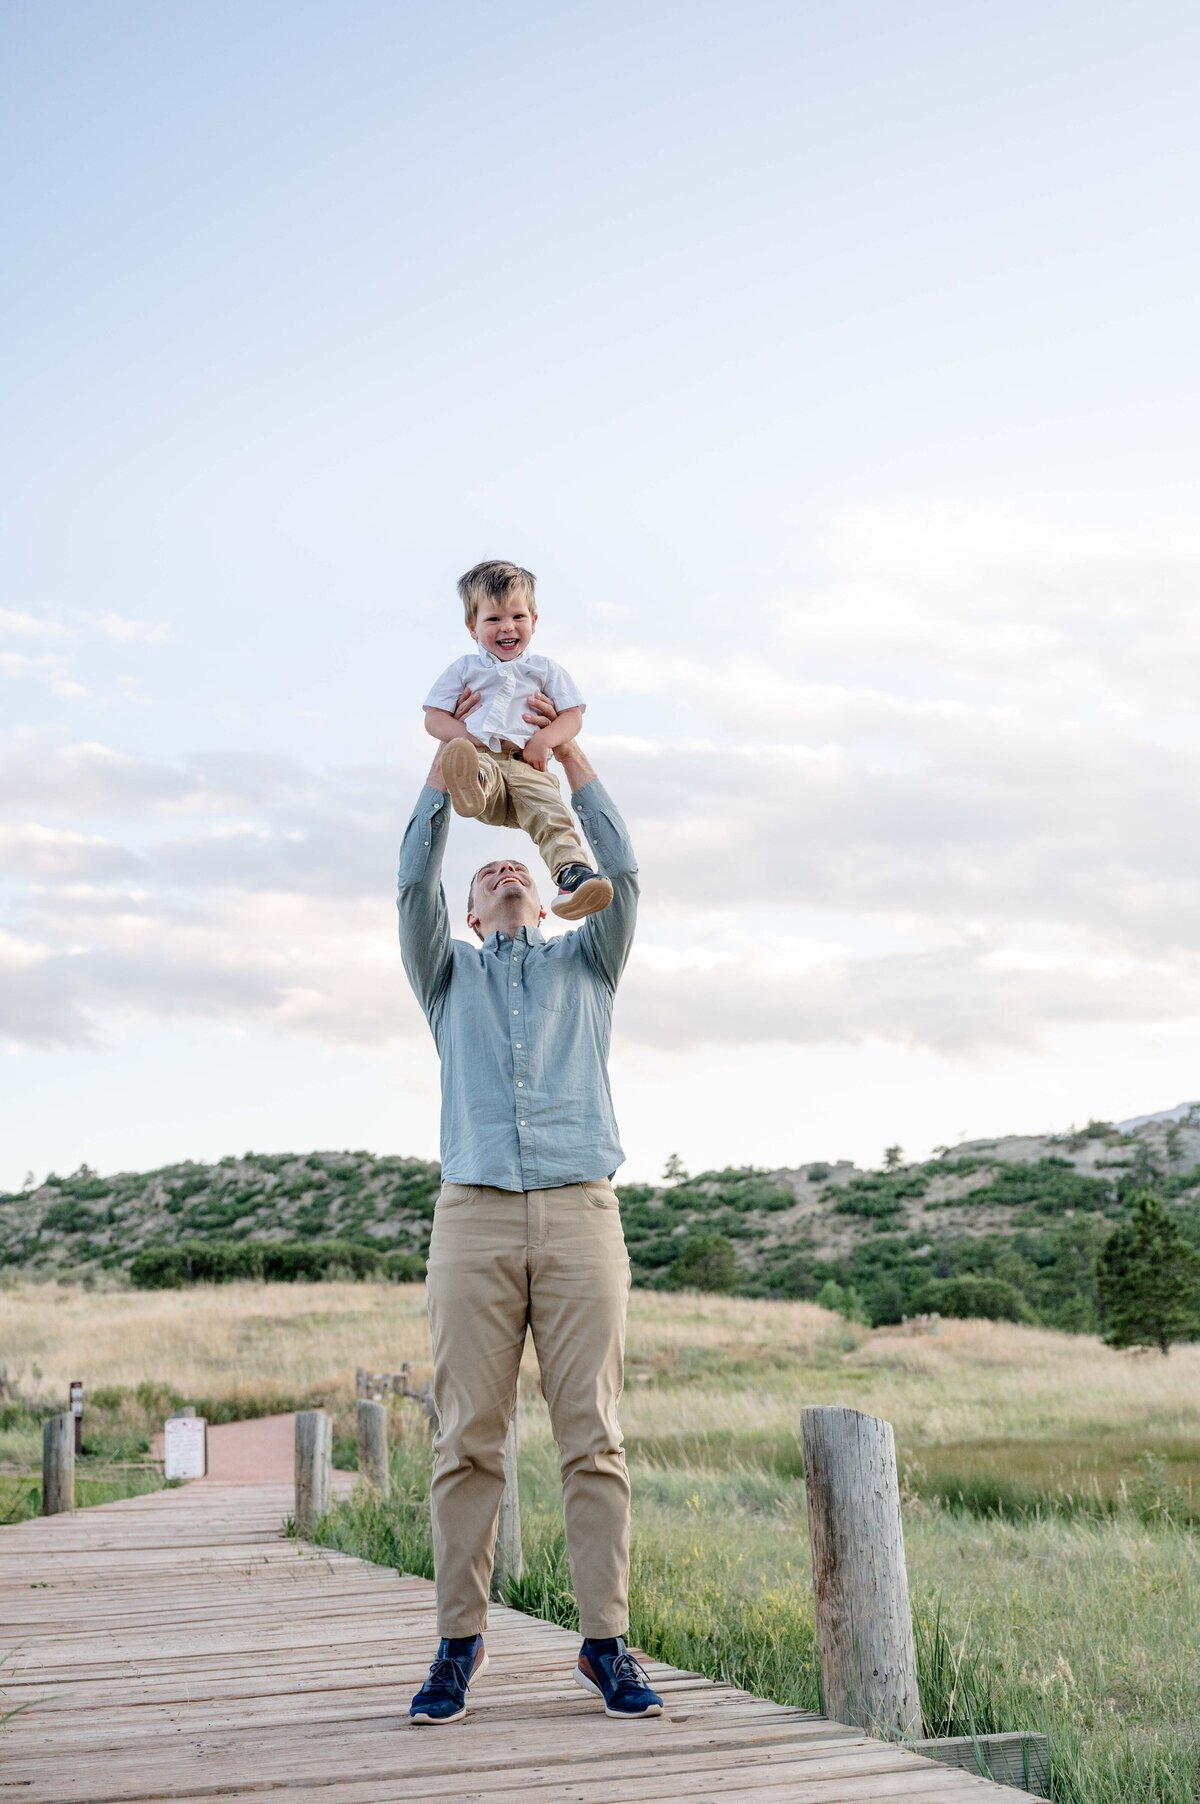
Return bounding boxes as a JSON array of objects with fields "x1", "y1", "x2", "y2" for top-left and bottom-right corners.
[
  {"x1": 468, "y1": 858, "x2": 544, "y2": 939},
  {"x1": 468, "y1": 592, "x2": 536, "y2": 661}
]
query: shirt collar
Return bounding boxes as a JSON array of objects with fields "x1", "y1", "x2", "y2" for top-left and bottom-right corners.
[
  {"x1": 484, "y1": 922, "x2": 545, "y2": 953},
  {"x1": 476, "y1": 645, "x2": 529, "y2": 669}
]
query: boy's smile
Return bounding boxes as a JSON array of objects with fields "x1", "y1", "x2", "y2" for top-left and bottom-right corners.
[{"x1": 470, "y1": 597, "x2": 536, "y2": 661}]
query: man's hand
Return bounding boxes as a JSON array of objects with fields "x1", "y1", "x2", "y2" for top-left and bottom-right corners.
[
  {"x1": 424, "y1": 684, "x2": 485, "y2": 749},
  {"x1": 425, "y1": 747, "x2": 448, "y2": 792},
  {"x1": 521, "y1": 729, "x2": 552, "y2": 772},
  {"x1": 522, "y1": 690, "x2": 558, "y2": 734}
]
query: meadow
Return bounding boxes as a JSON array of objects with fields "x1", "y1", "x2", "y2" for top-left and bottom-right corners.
[{"x1": 2, "y1": 1278, "x2": 1198, "y2": 1802}]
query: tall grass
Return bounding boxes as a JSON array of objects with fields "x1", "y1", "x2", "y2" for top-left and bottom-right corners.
[
  {"x1": 7, "y1": 1279, "x2": 1199, "y2": 1801},
  {"x1": 312, "y1": 1430, "x2": 1199, "y2": 1804}
]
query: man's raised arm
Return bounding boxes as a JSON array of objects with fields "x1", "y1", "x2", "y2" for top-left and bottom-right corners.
[
  {"x1": 557, "y1": 741, "x2": 639, "y2": 991},
  {"x1": 396, "y1": 753, "x2": 454, "y2": 1022}
]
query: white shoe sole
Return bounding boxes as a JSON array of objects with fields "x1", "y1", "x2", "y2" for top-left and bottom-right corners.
[
  {"x1": 551, "y1": 876, "x2": 614, "y2": 921},
  {"x1": 442, "y1": 740, "x2": 486, "y2": 818},
  {"x1": 573, "y1": 1665, "x2": 663, "y2": 1717},
  {"x1": 410, "y1": 1649, "x2": 489, "y2": 1724}
]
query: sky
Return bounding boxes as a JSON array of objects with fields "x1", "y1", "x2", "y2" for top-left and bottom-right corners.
[{"x1": 3, "y1": 0, "x2": 1199, "y2": 1191}]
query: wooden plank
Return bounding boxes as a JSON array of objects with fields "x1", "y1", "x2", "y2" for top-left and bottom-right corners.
[
  {"x1": 915, "y1": 1733, "x2": 1051, "y2": 1797},
  {"x1": 0, "y1": 1482, "x2": 1030, "y2": 1803}
]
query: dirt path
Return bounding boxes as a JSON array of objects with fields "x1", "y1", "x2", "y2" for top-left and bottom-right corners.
[{"x1": 149, "y1": 1411, "x2": 303, "y2": 1482}]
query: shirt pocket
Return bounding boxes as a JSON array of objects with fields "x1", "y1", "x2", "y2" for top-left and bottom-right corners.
[{"x1": 534, "y1": 965, "x2": 576, "y2": 1013}]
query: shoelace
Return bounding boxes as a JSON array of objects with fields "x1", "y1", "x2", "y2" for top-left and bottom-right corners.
[
  {"x1": 421, "y1": 1653, "x2": 472, "y2": 1696},
  {"x1": 610, "y1": 1648, "x2": 654, "y2": 1693}
]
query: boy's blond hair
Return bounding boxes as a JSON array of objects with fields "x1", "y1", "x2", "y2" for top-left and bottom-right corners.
[{"x1": 457, "y1": 560, "x2": 537, "y2": 627}]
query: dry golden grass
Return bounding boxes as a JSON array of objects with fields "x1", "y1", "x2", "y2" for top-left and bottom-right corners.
[{"x1": 4, "y1": 1279, "x2": 1198, "y2": 1458}]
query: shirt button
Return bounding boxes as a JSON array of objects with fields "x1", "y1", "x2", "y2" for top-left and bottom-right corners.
[
  {"x1": 519, "y1": 1120, "x2": 526, "y2": 1127},
  {"x1": 515, "y1": 1042, "x2": 522, "y2": 1048},
  {"x1": 513, "y1": 1009, "x2": 519, "y2": 1015},
  {"x1": 517, "y1": 1081, "x2": 524, "y2": 1087}
]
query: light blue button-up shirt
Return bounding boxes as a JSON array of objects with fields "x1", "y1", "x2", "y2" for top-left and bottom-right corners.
[{"x1": 396, "y1": 777, "x2": 638, "y2": 1190}]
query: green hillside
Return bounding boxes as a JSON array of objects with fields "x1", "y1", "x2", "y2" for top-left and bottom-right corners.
[{"x1": 3, "y1": 1113, "x2": 1200, "y2": 1332}]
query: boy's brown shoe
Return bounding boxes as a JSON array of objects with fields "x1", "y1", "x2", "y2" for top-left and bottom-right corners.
[
  {"x1": 442, "y1": 739, "x2": 487, "y2": 818},
  {"x1": 552, "y1": 864, "x2": 614, "y2": 921}
]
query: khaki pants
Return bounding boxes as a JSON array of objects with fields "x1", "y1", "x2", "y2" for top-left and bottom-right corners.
[
  {"x1": 475, "y1": 746, "x2": 588, "y2": 881},
  {"x1": 425, "y1": 1179, "x2": 632, "y2": 1637}
]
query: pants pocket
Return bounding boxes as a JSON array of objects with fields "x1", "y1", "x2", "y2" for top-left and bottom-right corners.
[{"x1": 579, "y1": 1179, "x2": 620, "y2": 1210}]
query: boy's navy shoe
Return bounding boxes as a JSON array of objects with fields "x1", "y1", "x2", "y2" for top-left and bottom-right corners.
[
  {"x1": 551, "y1": 864, "x2": 614, "y2": 921},
  {"x1": 409, "y1": 1634, "x2": 488, "y2": 1724},
  {"x1": 574, "y1": 1636, "x2": 663, "y2": 1717}
]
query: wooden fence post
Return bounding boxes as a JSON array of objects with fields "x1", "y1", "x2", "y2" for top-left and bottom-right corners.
[
  {"x1": 491, "y1": 1398, "x2": 522, "y2": 1598},
  {"x1": 356, "y1": 1399, "x2": 389, "y2": 1499},
  {"x1": 800, "y1": 1405, "x2": 922, "y2": 1740},
  {"x1": 294, "y1": 1410, "x2": 332, "y2": 1534},
  {"x1": 42, "y1": 1413, "x2": 75, "y2": 1516}
]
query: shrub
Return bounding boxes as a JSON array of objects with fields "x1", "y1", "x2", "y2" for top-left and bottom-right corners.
[
  {"x1": 40, "y1": 1200, "x2": 101, "y2": 1234},
  {"x1": 128, "y1": 1238, "x2": 426, "y2": 1288},
  {"x1": 913, "y1": 1275, "x2": 1034, "y2": 1323},
  {"x1": 664, "y1": 1232, "x2": 738, "y2": 1293}
]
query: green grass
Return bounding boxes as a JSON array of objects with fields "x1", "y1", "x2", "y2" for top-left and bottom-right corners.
[
  {"x1": 310, "y1": 1428, "x2": 1199, "y2": 1804},
  {"x1": 0, "y1": 1467, "x2": 165, "y2": 1524}
]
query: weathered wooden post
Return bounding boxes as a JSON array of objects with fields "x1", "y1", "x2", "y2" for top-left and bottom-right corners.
[
  {"x1": 490, "y1": 1399, "x2": 522, "y2": 1598},
  {"x1": 294, "y1": 1409, "x2": 332, "y2": 1534},
  {"x1": 801, "y1": 1405, "x2": 922, "y2": 1739},
  {"x1": 356, "y1": 1399, "x2": 389, "y2": 1499},
  {"x1": 42, "y1": 1412, "x2": 75, "y2": 1516}
]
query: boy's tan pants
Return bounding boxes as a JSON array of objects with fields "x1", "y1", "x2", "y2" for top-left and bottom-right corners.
[
  {"x1": 475, "y1": 746, "x2": 588, "y2": 881},
  {"x1": 425, "y1": 1179, "x2": 632, "y2": 1638}
]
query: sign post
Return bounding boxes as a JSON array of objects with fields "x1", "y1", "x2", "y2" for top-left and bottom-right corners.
[
  {"x1": 69, "y1": 1380, "x2": 84, "y2": 1456},
  {"x1": 164, "y1": 1415, "x2": 207, "y2": 1480}
]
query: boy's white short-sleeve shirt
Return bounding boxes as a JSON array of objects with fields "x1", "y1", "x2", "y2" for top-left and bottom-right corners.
[{"x1": 423, "y1": 648, "x2": 585, "y2": 752}]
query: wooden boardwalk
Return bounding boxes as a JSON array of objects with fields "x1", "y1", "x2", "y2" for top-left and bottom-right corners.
[{"x1": 1, "y1": 1481, "x2": 1029, "y2": 1803}]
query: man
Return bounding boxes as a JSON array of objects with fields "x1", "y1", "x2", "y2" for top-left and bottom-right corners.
[{"x1": 396, "y1": 717, "x2": 662, "y2": 1725}]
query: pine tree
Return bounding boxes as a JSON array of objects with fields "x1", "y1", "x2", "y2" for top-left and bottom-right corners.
[{"x1": 1096, "y1": 1192, "x2": 1200, "y2": 1355}]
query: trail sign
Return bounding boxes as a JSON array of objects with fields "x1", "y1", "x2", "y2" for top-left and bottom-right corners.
[{"x1": 164, "y1": 1416, "x2": 207, "y2": 1480}]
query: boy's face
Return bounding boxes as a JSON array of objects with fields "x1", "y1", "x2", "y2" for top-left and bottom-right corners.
[{"x1": 469, "y1": 590, "x2": 536, "y2": 661}]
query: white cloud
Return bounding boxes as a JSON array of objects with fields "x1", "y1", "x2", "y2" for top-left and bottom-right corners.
[
  {"x1": 0, "y1": 825, "x2": 142, "y2": 882},
  {"x1": 0, "y1": 610, "x2": 75, "y2": 642},
  {"x1": 87, "y1": 613, "x2": 171, "y2": 645},
  {"x1": 4, "y1": 505, "x2": 1200, "y2": 1067}
]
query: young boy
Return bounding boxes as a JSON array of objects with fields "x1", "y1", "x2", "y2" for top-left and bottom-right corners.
[{"x1": 422, "y1": 560, "x2": 613, "y2": 920}]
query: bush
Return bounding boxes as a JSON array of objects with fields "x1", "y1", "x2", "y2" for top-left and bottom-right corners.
[
  {"x1": 962, "y1": 1158, "x2": 1112, "y2": 1217},
  {"x1": 128, "y1": 1238, "x2": 427, "y2": 1288},
  {"x1": 815, "y1": 1278, "x2": 868, "y2": 1322},
  {"x1": 913, "y1": 1275, "x2": 1034, "y2": 1323},
  {"x1": 40, "y1": 1200, "x2": 101, "y2": 1234},
  {"x1": 830, "y1": 1171, "x2": 927, "y2": 1218},
  {"x1": 664, "y1": 1232, "x2": 738, "y2": 1293}
]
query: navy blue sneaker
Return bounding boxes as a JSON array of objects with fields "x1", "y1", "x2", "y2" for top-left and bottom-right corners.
[
  {"x1": 551, "y1": 864, "x2": 614, "y2": 921},
  {"x1": 574, "y1": 1636, "x2": 663, "y2": 1717},
  {"x1": 409, "y1": 1634, "x2": 488, "y2": 1724}
]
